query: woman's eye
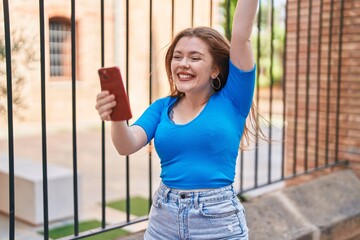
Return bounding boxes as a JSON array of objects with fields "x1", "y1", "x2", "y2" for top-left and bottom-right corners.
[
  {"x1": 191, "y1": 57, "x2": 200, "y2": 61},
  {"x1": 173, "y1": 55, "x2": 181, "y2": 60}
]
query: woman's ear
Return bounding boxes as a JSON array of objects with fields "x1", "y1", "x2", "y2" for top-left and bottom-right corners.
[{"x1": 211, "y1": 65, "x2": 220, "y2": 79}]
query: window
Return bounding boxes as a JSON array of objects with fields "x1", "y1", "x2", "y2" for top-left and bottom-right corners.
[{"x1": 49, "y1": 18, "x2": 72, "y2": 80}]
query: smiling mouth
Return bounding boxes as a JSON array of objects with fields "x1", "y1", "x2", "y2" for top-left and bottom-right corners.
[{"x1": 178, "y1": 74, "x2": 194, "y2": 80}]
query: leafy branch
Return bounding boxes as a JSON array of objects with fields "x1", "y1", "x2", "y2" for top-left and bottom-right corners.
[{"x1": 0, "y1": 28, "x2": 37, "y2": 118}]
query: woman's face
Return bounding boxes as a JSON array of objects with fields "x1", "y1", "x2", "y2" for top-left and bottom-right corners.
[{"x1": 171, "y1": 37, "x2": 218, "y2": 96}]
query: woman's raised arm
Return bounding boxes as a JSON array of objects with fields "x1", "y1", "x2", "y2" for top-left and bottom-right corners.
[{"x1": 230, "y1": 0, "x2": 258, "y2": 71}]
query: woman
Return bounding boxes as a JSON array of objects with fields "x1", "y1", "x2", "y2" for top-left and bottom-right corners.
[{"x1": 96, "y1": 0, "x2": 258, "y2": 239}]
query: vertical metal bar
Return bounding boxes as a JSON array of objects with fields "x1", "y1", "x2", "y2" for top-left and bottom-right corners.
[
  {"x1": 226, "y1": 0, "x2": 231, "y2": 40},
  {"x1": 237, "y1": 0, "x2": 244, "y2": 191},
  {"x1": 335, "y1": 0, "x2": 345, "y2": 162},
  {"x1": 2, "y1": 0, "x2": 15, "y2": 239},
  {"x1": 125, "y1": 0, "x2": 131, "y2": 223},
  {"x1": 315, "y1": 0, "x2": 324, "y2": 169},
  {"x1": 148, "y1": 0, "x2": 153, "y2": 212},
  {"x1": 100, "y1": 0, "x2": 106, "y2": 229},
  {"x1": 268, "y1": 0, "x2": 274, "y2": 183},
  {"x1": 293, "y1": 0, "x2": 301, "y2": 175},
  {"x1": 209, "y1": 0, "x2": 213, "y2": 27},
  {"x1": 171, "y1": 0, "x2": 175, "y2": 38},
  {"x1": 71, "y1": 0, "x2": 79, "y2": 235},
  {"x1": 254, "y1": 0, "x2": 262, "y2": 188},
  {"x1": 304, "y1": 0, "x2": 313, "y2": 172},
  {"x1": 240, "y1": 151, "x2": 244, "y2": 192},
  {"x1": 39, "y1": 0, "x2": 49, "y2": 238},
  {"x1": 191, "y1": 0, "x2": 194, "y2": 27},
  {"x1": 325, "y1": 0, "x2": 335, "y2": 165},
  {"x1": 239, "y1": 1, "x2": 244, "y2": 189},
  {"x1": 281, "y1": 0, "x2": 288, "y2": 180}
]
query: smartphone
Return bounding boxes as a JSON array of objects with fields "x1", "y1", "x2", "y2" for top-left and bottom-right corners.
[{"x1": 98, "y1": 66, "x2": 132, "y2": 121}]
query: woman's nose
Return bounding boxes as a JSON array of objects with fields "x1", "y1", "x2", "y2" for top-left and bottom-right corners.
[{"x1": 179, "y1": 58, "x2": 190, "y2": 67}]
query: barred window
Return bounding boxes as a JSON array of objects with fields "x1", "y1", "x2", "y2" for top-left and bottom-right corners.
[{"x1": 49, "y1": 18, "x2": 72, "y2": 80}]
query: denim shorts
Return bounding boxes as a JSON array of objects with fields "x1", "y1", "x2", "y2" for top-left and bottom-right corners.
[{"x1": 144, "y1": 182, "x2": 249, "y2": 240}]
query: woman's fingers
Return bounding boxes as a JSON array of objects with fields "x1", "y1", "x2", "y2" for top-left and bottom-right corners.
[
  {"x1": 98, "y1": 101, "x2": 116, "y2": 120},
  {"x1": 96, "y1": 94, "x2": 115, "y2": 111},
  {"x1": 95, "y1": 91, "x2": 116, "y2": 121},
  {"x1": 96, "y1": 91, "x2": 111, "y2": 107},
  {"x1": 99, "y1": 109, "x2": 113, "y2": 121}
]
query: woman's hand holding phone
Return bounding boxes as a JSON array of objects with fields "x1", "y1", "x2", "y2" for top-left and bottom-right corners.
[
  {"x1": 95, "y1": 90, "x2": 116, "y2": 121},
  {"x1": 96, "y1": 67, "x2": 132, "y2": 121}
]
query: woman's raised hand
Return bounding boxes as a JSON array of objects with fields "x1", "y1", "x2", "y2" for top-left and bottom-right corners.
[{"x1": 95, "y1": 90, "x2": 116, "y2": 121}]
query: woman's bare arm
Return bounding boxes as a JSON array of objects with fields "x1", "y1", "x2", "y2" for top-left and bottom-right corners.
[
  {"x1": 230, "y1": 0, "x2": 258, "y2": 71},
  {"x1": 111, "y1": 122, "x2": 147, "y2": 156},
  {"x1": 96, "y1": 91, "x2": 147, "y2": 156}
]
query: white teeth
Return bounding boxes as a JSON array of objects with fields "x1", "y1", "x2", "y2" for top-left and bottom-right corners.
[{"x1": 178, "y1": 74, "x2": 192, "y2": 79}]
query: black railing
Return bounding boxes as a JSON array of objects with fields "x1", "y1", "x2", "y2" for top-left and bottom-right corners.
[
  {"x1": 3, "y1": 1, "x2": 15, "y2": 240},
  {"x1": 286, "y1": 0, "x2": 347, "y2": 176},
  {"x1": 39, "y1": 0, "x2": 49, "y2": 238},
  {"x1": 2, "y1": 0, "x2": 350, "y2": 239}
]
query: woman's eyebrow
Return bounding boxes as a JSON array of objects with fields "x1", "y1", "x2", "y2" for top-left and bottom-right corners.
[
  {"x1": 174, "y1": 50, "x2": 204, "y2": 55},
  {"x1": 189, "y1": 51, "x2": 204, "y2": 55}
]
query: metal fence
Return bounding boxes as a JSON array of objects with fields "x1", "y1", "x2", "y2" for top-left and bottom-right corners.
[{"x1": 2, "y1": 0, "x2": 349, "y2": 239}]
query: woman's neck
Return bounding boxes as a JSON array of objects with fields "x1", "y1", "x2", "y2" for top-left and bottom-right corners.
[{"x1": 182, "y1": 89, "x2": 214, "y2": 110}]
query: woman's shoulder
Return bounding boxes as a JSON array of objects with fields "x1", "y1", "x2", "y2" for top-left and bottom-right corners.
[{"x1": 151, "y1": 96, "x2": 177, "y2": 108}]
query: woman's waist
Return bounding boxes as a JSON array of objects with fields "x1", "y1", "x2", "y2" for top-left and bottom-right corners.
[{"x1": 158, "y1": 181, "x2": 237, "y2": 203}]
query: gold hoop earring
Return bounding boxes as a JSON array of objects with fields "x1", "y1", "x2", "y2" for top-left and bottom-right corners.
[{"x1": 211, "y1": 76, "x2": 222, "y2": 90}]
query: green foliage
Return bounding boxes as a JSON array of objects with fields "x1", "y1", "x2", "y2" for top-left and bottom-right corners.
[
  {"x1": 220, "y1": 0, "x2": 237, "y2": 41},
  {"x1": 253, "y1": 26, "x2": 284, "y2": 87},
  {"x1": 220, "y1": 0, "x2": 286, "y2": 87},
  {"x1": 107, "y1": 196, "x2": 149, "y2": 217},
  {"x1": 40, "y1": 220, "x2": 129, "y2": 240},
  {"x1": 0, "y1": 28, "x2": 36, "y2": 117}
]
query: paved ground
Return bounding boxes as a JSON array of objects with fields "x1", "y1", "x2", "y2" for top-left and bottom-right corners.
[
  {"x1": 0, "y1": 119, "x2": 284, "y2": 239},
  {"x1": 0, "y1": 125, "x2": 158, "y2": 239}
]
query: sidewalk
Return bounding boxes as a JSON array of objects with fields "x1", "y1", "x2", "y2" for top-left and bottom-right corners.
[{"x1": 0, "y1": 125, "x2": 159, "y2": 239}]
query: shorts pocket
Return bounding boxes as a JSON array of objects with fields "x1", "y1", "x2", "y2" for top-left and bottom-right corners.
[
  {"x1": 233, "y1": 199, "x2": 248, "y2": 237},
  {"x1": 151, "y1": 190, "x2": 162, "y2": 208},
  {"x1": 199, "y1": 198, "x2": 239, "y2": 218}
]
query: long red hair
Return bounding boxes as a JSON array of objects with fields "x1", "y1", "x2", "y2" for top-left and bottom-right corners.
[{"x1": 164, "y1": 27, "x2": 268, "y2": 150}]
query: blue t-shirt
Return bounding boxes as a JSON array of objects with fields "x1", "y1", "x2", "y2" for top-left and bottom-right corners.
[{"x1": 133, "y1": 60, "x2": 255, "y2": 189}]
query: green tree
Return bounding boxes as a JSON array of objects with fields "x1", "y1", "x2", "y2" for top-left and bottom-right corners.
[
  {"x1": 221, "y1": 0, "x2": 285, "y2": 87},
  {"x1": 0, "y1": 29, "x2": 36, "y2": 118}
]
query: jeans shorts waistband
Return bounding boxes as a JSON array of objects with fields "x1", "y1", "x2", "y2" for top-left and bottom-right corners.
[{"x1": 157, "y1": 181, "x2": 237, "y2": 205}]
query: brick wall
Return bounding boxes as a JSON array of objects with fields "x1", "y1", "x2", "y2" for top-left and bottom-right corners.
[{"x1": 285, "y1": 0, "x2": 360, "y2": 176}]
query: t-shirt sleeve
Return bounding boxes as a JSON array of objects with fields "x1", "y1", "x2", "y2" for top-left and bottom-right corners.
[
  {"x1": 132, "y1": 98, "x2": 165, "y2": 144},
  {"x1": 222, "y1": 60, "x2": 256, "y2": 117}
]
